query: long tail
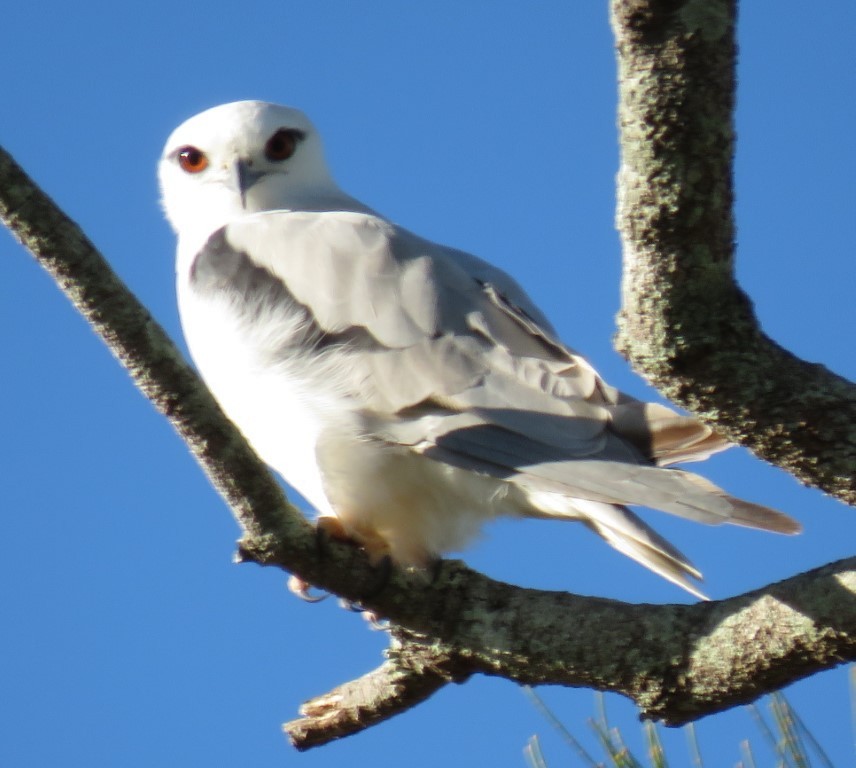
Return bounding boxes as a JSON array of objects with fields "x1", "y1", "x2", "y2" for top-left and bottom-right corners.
[{"x1": 570, "y1": 498, "x2": 709, "y2": 600}]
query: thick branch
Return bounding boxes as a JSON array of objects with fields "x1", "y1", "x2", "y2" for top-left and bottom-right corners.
[
  {"x1": 2, "y1": 145, "x2": 853, "y2": 748},
  {"x1": 276, "y1": 555, "x2": 855, "y2": 745},
  {"x1": 611, "y1": 0, "x2": 856, "y2": 504}
]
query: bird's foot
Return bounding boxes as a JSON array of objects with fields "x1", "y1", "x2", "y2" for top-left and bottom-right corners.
[
  {"x1": 284, "y1": 517, "x2": 353, "y2": 602},
  {"x1": 287, "y1": 574, "x2": 328, "y2": 602}
]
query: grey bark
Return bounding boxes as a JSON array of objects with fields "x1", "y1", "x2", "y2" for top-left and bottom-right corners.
[{"x1": 611, "y1": 0, "x2": 856, "y2": 504}]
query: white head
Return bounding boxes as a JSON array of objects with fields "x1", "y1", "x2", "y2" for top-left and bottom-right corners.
[{"x1": 159, "y1": 101, "x2": 350, "y2": 248}]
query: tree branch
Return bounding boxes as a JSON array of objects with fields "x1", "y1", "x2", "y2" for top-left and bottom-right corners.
[
  {"x1": 276, "y1": 556, "x2": 855, "y2": 746},
  {"x1": 284, "y1": 629, "x2": 472, "y2": 750},
  {"x1": 611, "y1": 0, "x2": 856, "y2": 504}
]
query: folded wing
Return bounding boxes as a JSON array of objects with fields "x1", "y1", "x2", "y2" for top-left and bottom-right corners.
[{"x1": 202, "y1": 210, "x2": 799, "y2": 594}]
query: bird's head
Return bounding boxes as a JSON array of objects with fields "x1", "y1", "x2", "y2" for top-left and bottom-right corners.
[{"x1": 159, "y1": 101, "x2": 344, "y2": 246}]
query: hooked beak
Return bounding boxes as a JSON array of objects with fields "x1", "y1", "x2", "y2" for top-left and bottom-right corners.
[{"x1": 235, "y1": 159, "x2": 266, "y2": 208}]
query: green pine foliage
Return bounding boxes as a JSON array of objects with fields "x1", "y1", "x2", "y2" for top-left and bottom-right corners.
[{"x1": 523, "y1": 670, "x2": 855, "y2": 768}]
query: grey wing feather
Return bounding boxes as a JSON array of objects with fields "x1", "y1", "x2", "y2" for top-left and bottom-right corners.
[
  {"x1": 579, "y1": 504, "x2": 708, "y2": 600},
  {"x1": 216, "y1": 210, "x2": 799, "y2": 539}
]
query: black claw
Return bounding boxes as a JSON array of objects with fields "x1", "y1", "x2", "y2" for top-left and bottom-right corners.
[
  {"x1": 363, "y1": 611, "x2": 390, "y2": 631},
  {"x1": 428, "y1": 556, "x2": 444, "y2": 585},
  {"x1": 314, "y1": 523, "x2": 334, "y2": 557},
  {"x1": 336, "y1": 559, "x2": 393, "y2": 628},
  {"x1": 336, "y1": 554, "x2": 393, "y2": 615},
  {"x1": 361, "y1": 554, "x2": 393, "y2": 600},
  {"x1": 287, "y1": 574, "x2": 329, "y2": 603}
]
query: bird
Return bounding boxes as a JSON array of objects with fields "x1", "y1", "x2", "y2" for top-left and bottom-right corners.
[{"x1": 159, "y1": 100, "x2": 800, "y2": 599}]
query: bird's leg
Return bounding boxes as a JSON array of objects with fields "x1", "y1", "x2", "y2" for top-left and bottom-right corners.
[
  {"x1": 288, "y1": 515, "x2": 394, "y2": 604},
  {"x1": 314, "y1": 514, "x2": 352, "y2": 546},
  {"x1": 286, "y1": 516, "x2": 351, "y2": 601}
]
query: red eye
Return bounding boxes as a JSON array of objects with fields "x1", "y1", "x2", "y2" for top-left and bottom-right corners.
[
  {"x1": 264, "y1": 128, "x2": 303, "y2": 161},
  {"x1": 177, "y1": 146, "x2": 209, "y2": 173}
]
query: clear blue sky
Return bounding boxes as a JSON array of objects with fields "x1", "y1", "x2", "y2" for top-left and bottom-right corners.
[{"x1": 2, "y1": 2, "x2": 854, "y2": 765}]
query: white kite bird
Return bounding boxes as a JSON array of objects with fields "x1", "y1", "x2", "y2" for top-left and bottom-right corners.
[{"x1": 159, "y1": 100, "x2": 799, "y2": 599}]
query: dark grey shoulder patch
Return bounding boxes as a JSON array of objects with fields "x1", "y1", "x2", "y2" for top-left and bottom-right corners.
[
  {"x1": 190, "y1": 227, "x2": 291, "y2": 307},
  {"x1": 189, "y1": 227, "x2": 246, "y2": 291},
  {"x1": 188, "y1": 227, "x2": 325, "y2": 346}
]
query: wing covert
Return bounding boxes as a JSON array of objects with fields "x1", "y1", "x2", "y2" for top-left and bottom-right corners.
[{"x1": 208, "y1": 209, "x2": 726, "y2": 470}]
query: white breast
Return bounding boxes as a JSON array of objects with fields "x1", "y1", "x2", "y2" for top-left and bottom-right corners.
[{"x1": 176, "y1": 269, "x2": 356, "y2": 516}]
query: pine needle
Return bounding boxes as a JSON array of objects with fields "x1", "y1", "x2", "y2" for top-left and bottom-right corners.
[
  {"x1": 522, "y1": 686, "x2": 600, "y2": 767},
  {"x1": 850, "y1": 666, "x2": 856, "y2": 761},
  {"x1": 739, "y1": 738, "x2": 757, "y2": 768},
  {"x1": 685, "y1": 722, "x2": 704, "y2": 768},
  {"x1": 524, "y1": 734, "x2": 549, "y2": 768},
  {"x1": 748, "y1": 701, "x2": 786, "y2": 767},
  {"x1": 644, "y1": 721, "x2": 668, "y2": 768}
]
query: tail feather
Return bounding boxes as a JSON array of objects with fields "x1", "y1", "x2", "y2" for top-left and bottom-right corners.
[
  {"x1": 678, "y1": 473, "x2": 802, "y2": 534},
  {"x1": 726, "y1": 498, "x2": 802, "y2": 534},
  {"x1": 611, "y1": 402, "x2": 731, "y2": 466},
  {"x1": 529, "y1": 494, "x2": 708, "y2": 599},
  {"x1": 591, "y1": 519, "x2": 709, "y2": 601}
]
